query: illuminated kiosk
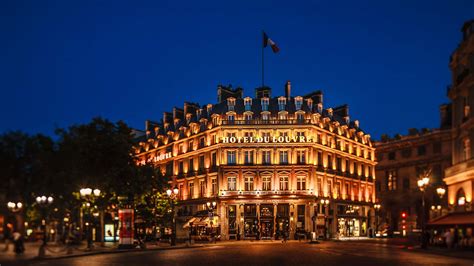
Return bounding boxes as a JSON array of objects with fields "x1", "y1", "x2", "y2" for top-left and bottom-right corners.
[{"x1": 134, "y1": 82, "x2": 377, "y2": 241}]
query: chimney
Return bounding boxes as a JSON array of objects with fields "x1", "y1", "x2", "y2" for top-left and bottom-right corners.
[{"x1": 285, "y1": 81, "x2": 291, "y2": 100}]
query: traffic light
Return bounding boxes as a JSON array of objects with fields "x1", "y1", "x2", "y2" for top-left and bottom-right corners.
[{"x1": 401, "y1": 212, "x2": 407, "y2": 218}]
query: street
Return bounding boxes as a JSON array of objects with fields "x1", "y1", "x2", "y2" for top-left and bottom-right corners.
[{"x1": 8, "y1": 241, "x2": 471, "y2": 266}]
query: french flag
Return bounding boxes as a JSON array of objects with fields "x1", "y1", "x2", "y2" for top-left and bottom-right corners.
[{"x1": 263, "y1": 32, "x2": 280, "y2": 53}]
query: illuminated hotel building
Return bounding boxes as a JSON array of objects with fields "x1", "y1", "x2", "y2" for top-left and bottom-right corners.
[{"x1": 134, "y1": 82, "x2": 377, "y2": 240}]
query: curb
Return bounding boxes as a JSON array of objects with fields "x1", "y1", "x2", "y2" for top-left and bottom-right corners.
[{"x1": 31, "y1": 244, "x2": 204, "y2": 261}]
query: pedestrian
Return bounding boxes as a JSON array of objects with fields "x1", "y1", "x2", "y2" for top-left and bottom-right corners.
[
  {"x1": 444, "y1": 229, "x2": 453, "y2": 248},
  {"x1": 453, "y1": 227, "x2": 459, "y2": 248},
  {"x1": 3, "y1": 223, "x2": 12, "y2": 251},
  {"x1": 12, "y1": 231, "x2": 24, "y2": 254}
]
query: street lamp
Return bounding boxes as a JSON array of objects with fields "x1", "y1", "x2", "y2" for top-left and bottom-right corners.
[
  {"x1": 436, "y1": 187, "x2": 446, "y2": 198},
  {"x1": 36, "y1": 195, "x2": 54, "y2": 257},
  {"x1": 417, "y1": 176, "x2": 430, "y2": 248},
  {"x1": 79, "y1": 187, "x2": 101, "y2": 250},
  {"x1": 7, "y1": 201, "x2": 23, "y2": 213},
  {"x1": 166, "y1": 186, "x2": 179, "y2": 246}
]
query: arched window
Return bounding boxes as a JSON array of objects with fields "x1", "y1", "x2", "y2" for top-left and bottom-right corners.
[{"x1": 456, "y1": 188, "x2": 466, "y2": 206}]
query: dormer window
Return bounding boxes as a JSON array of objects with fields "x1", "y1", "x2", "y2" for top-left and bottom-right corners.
[
  {"x1": 278, "y1": 97, "x2": 286, "y2": 111},
  {"x1": 317, "y1": 103, "x2": 323, "y2": 113},
  {"x1": 227, "y1": 98, "x2": 236, "y2": 111},
  {"x1": 207, "y1": 104, "x2": 213, "y2": 114},
  {"x1": 261, "y1": 97, "x2": 269, "y2": 111},
  {"x1": 245, "y1": 113, "x2": 252, "y2": 121},
  {"x1": 262, "y1": 113, "x2": 269, "y2": 121},
  {"x1": 306, "y1": 99, "x2": 313, "y2": 111},
  {"x1": 327, "y1": 108, "x2": 333, "y2": 117},
  {"x1": 196, "y1": 109, "x2": 202, "y2": 120},
  {"x1": 297, "y1": 113, "x2": 304, "y2": 121},
  {"x1": 186, "y1": 113, "x2": 192, "y2": 124},
  {"x1": 244, "y1": 97, "x2": 252, "y2": 111},
  {"x1": 295, "y1": 96, "x2": 303, "y2": 110},
  {"x1": 228, "y1": 114, "x2": 235, "y2": 123}
]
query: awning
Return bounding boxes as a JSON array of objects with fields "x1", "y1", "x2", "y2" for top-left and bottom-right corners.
[
  {"x1": 428, "y1": 212, "x2": 474, "y2": 226},
  {"x1": 182, "y1": 217, "x2": 197, "y2": 229},
  {"x1": 182, "y1": 216, "x2": 219, "y2": 228}
]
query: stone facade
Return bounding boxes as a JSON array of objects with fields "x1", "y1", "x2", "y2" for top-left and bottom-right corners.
[{"x1": 134, "y1": 82, "x2": 377, "y2": 240}]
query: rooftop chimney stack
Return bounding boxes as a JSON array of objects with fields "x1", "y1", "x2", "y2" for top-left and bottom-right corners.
[{"x1": 285, "y1": 81, "x2": 291, "y2": 100}]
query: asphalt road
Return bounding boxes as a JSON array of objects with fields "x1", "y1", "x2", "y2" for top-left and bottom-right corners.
[{"x1": 18, "y1": 241, "x2": 474, "y2": 266}]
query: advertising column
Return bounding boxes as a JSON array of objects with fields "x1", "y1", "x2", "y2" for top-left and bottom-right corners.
[{"x1": 118, "y1": 209, "x2": 134, "y2": 248}]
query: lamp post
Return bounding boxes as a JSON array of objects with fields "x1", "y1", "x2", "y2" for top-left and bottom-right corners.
[
  {"x1": 36, "y1": 195, "x2": 54, "y2": 258},
  {"x1": 79, "y1": 188, "x2": 101, "y2": 250},
  {"x1": 417, "y1": 176, "x2": 430, "y2": 248},
  {"x1": 166, "y1": 186, "x2": 179, "y2": 246},
  {"x1": 320, "y1": 199, "x2": 330, "y2": 239},
  {"x1": 374, "y1": 204, "x2": 381, "y2": 237}
]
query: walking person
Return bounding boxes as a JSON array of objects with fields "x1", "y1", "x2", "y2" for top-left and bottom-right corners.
[
  {"x1": 3, "y1": 223, "x2": 13, "y2": 252},
  {"x1": 12, "y1": 231, "x2": 24, "y2": 254}
]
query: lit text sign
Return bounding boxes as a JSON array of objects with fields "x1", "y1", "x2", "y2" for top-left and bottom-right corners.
[
  {"x1": 139, "y1": 152, "x2": 173, "y2": 165},
  {"x1": 220, "y1": 135, "x2": 313, "y2": 144}
]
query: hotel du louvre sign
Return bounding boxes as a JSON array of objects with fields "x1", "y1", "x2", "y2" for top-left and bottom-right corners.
[{"x1": 219, "y1": 134, "x2": 313, "y2": 144}]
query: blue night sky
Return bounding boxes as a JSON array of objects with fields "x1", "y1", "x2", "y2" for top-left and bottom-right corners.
[{"x1": 1, "y1": 1, "x2": 473, "y2": 139}]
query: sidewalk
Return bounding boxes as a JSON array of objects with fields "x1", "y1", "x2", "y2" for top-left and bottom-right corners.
[{"x1": 0, "y1": 241, "x2": 202, "y2": 263}]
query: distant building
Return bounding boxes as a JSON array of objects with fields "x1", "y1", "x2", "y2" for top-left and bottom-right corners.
[
  {"x1": 432, "y1": 20, "x2": 474, "y2": 231},
  {"x1": 374, "y1": 117, "x2": 452, "y2": 235},
  {"x1": 134, "y1": 82, "x2": 377, "y2": 240}
]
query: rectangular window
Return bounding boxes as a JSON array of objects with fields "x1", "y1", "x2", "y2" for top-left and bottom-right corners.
[
  {"x1": 278, "y1": 98, "x2": 286, "y2": 111},
  {"x1": 211, "y1": 152, "x2": 217, "y2": 167},
  {"x1": 188, "y1": 182, "x2": 194, "y2": 199},
  {"x1": 211, "y1": 178, "x2": 217, "y2": 195},
  {"x1": 189, "y1": 158, "x2": 194, "y2": 172},
  {"x1": 417, "y1": 145, "x2": 426, "y2": 156},
  {"x1": 327, "y1": 154, "x2": 333, "y2": 169},
  {"x1": 179, "y1": 161, "x2": 184, "y2": 174},
  {"x1": 227, "y1": 151, "x2": 236, "y2": 165},
  {"x1": 401, "y1": 148, "x2": 412, "y2": 158},
  {"x1": 327, "y1": 180, "x2": 332, "y2": 196},
  {"x1": 295, "y1": 100, "x2": 302, "y2": 110},
  {"x1": 261, "y1": 98, "x2": 269, "y2": 111},
  {"x1": 388, "y1": 152, "x2": 396, "y2": 160},
  {"x1": 199, "y1": 180, "x2": 205, "y2": 197},
  {"x1": 244, "y1": 150, "x2": 254, "y2": 164},
  {"x1": 199, "y1": 137, "x2": 205, "y2": 148},
  {"x1": 279, "y1": 176, "x2": 289, "y2": 191},
  {"x1": 199, "y1": 155, "x2": 205, "y2": 170},
  {"x1": 227, "y1": 176, "x2": 236, "y2": 191},
  {"x1": 279, "y1": 151, "x2": 289, "y2": 164},
  {"x1": 296, "y1": 150, "x2": 306, "y2": 164},
  {"x1": 189, "y1": 140, "x2": 194, "y2": 151},
  {"x1": 262, "y1": 150, "x2": 272, "y2": 164},
  {"x1": 262, "y1": 176, "x2": 271, "y2": 191},
  {"x1": 244, "y1": 176, "x2": 254, "y2": 191},
  {"x1": 386, "y1": 170, "x2": 397, "y2": 191},
  {"x1": 336, "y1": 157, "x2": 342, "y2": 171},
  {"x1": 297, "y1": 176, "x2": 306, "y2": 190},
  {"x1": 317, "y1": 151, "x2": 323, "y2": 166}
]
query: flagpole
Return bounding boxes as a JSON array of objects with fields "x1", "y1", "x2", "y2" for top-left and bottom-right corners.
[{"x1": 262, "y1": 30, "x2": 264, "y2": 89}]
